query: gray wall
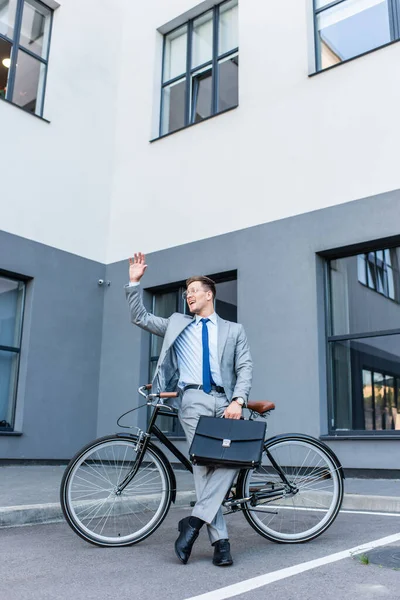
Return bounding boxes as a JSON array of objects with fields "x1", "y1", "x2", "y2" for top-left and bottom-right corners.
[
  {"x1": 0, "y1": 230, "x2": 105, "y2": 459},
  {"x1": 1, "y1": 190, "x2": 400, "y2": 468},
  {"x1": 97, "y1": 191, "x2": 400, "y2": 470}
]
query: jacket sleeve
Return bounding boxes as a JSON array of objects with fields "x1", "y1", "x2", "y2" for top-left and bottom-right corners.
[
  {"x1": 232, "y1": 325, "x2": 253, "y2": 402},
  {"x1": 125, "y1": 284, "x2": 168, "y2": 337}
]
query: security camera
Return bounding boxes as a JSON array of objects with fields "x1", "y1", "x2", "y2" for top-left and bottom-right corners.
[{"x1": 98, "y1": 279, "x2": 104, "y2": 286}]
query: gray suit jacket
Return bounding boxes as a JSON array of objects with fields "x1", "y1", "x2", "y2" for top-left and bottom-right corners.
[{"x1": 126, "y1": 285, "x2": 252, "y2": 409}]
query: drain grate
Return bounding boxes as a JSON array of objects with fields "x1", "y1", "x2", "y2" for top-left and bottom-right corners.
[{"x1": 365, "y1": 545, "x2": 400, "y2": 569}]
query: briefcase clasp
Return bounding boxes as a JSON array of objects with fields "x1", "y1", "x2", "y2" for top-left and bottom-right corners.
[{"x1": 222, "y1": 439, "x2": 231, "y2": 448}]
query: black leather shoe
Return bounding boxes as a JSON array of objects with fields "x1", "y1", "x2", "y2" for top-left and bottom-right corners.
[
  {"x1": 212, "y1": 539, "x2": 233, "y2": 566},
  {"x1": 174, "y1": 517, "x2": 200, "y2": 564}
]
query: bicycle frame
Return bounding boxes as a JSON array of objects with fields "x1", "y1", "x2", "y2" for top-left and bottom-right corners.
[
  {"x1": 115, "y1": 392, "x2": 302, "y2": 511},
  {"x1": 115, "y1": 402, "x2": 192, "y2": 495}
]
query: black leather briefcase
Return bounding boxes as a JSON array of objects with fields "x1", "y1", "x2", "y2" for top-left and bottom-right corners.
[{"x1": 189, "y1": 416, "x2": 266, "y2": 469}]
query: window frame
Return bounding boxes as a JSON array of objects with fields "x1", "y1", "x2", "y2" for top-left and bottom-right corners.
[
  {"x1": 313, "y1": 0, "x2": 400, "y2": 73},
  {"x1": 321, "y1": 238, "x2": 400, "y2": 437},
  {"x1": 0, "y1": 272, "x2": 26, "y2": 431},
  {"x1": 159, "y1": 0, "x2": 238, "y2": 137},
  {"x1": 0, "y1": 0, "x2": 53, "y2": 117}
]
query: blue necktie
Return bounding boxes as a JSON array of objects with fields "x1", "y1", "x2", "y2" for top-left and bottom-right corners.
[{"x1": 201, "y1": 318, "x2": 212, "y2": 393}]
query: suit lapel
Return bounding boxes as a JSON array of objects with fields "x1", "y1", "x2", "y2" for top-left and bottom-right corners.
[
  {"x1": 158, "y1": 315, "x2": 194, "y2": 363},
  {"x1": 217, "y1": 316, "x2": 230, "y2": 363}
]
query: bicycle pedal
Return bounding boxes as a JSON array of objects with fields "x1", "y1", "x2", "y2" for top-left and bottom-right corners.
[{"x1": 190, "y1": 501, "x2": 196, "y2": 507}]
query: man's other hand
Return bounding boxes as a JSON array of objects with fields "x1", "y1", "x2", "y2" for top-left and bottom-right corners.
[
  {"x1": 129, "y1": 253, "x2": 147, "y2": 282},
  {"x1": 223, "y1": 402, "x2": 242, "y2": 420}
]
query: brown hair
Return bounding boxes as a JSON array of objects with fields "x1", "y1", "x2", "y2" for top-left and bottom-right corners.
[{"x1": 186, "y1": 276, "x2": 216, "y2": 300}]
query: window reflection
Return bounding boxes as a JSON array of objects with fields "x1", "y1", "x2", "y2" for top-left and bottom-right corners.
[
  {"x1": 328, "y1": 245, "x2": 400, "y2": 434},
  {"x1": 357, "y1": 248, "x2": 397, "y2": 302},
  {"x1": 329, "y1": 246, "x2": 400, "y2": 338},
  {"x1": 362, "y1": 369, "x2": 399, "y2": 431},
  {"x1": 331, "y1": 336, "x2": 400, "y2": 432},
  {"x1": 316, "y1": 0, "x2": 392, "y2": 70},
  {"x1": 0, "y1": 0, "x2": 17, "y2": 39},
  {"x1": 0, "y1": 276, "x2": 25, "y2": 430}
]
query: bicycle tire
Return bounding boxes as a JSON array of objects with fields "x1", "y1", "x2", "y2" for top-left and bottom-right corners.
[
  {"x1": 237, "y1": 435, "x2": 344, "y2": 543},
  {"x1": 60, "y1": 434, "x2": 173, "y2": 547}
]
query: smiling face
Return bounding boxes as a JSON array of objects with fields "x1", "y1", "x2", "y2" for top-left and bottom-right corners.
[{"x1": 185, "y1": 281, "x2": 214, "y2": 316}]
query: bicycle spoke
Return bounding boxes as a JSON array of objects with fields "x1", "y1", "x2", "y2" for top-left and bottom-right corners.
[
  {"x1": 62, "y1": 437, "x2": 172, "y2": 546},
  {"x1": 241, "y1": 438, "x2": 343, "y2": 542}
]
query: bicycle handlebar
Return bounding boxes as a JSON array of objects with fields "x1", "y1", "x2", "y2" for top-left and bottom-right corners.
[{"x1": 138, "y1": 385, "x2": 179, "y2": 400}]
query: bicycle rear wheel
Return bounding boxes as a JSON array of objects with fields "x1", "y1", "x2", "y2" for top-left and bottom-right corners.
[
  {"x1": 238, "y1": 435, "x2": 343, "y2": 543},
  {"x1": 60, "y1": 435, "x2": 172, "y2": 547}
]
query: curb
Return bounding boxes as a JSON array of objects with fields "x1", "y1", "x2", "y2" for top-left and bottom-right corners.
[
  {"x1": 341, "y1": 493, "x2": 400, "y2": 513},
  {"x1": 0, "y1": 492, "x2": 398, "y2": 529},
  {"x1": 0, "y1": 491, "x2": 197, "y2": 529}
]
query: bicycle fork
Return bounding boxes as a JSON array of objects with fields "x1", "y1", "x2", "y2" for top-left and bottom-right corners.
[{"x1": 115, "y1": 430, "x2": 150, "y2": 494}]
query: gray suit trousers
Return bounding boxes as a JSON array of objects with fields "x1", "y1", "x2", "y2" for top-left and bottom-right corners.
[{"x1": 178, "y1": 388, "x2": 238, "y2": 544}]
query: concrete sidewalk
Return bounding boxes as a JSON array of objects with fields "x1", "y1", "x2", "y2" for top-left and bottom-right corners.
[{"x1": 0, "y1": 465, "x2": 399, "y2": 528}]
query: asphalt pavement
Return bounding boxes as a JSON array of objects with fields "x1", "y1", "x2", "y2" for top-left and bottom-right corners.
[{"x1": 1, "y1": 508, "x2": 399, "y2": 600}]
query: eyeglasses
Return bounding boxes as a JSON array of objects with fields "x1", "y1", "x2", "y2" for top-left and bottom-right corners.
[{"x1": 182, "y1": 289, "x2": 203, "y2": 300}]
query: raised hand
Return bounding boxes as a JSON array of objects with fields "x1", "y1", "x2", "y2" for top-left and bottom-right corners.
[{"x1": 129, "y1": 253, "x2": 148, "y2": 283}]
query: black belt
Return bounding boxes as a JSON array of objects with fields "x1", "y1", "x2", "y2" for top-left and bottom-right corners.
[{"x1": 183, "y1": 384, "x2": 225, "y2": 394}]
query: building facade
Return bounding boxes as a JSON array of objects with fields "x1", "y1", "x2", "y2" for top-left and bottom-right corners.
[{"x1": 0, "y1": 0, "x2": 399, "y2": 471}]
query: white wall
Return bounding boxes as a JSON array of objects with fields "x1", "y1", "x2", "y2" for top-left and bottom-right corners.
[
  {"x1": 0, "y1": 0, "x2": 123, "y2": 262},
  {"x1": 2, "y1": 0, "x2": 400, "y2": 263},
  {"x1": 106, "y1": 0, "x2": 400, "y2": 263}
]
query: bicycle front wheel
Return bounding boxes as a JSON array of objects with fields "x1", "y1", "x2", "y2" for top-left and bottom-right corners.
[
  {"x1": 238, "y1": 435, "x2": 343, "y2": 543},
  {"x1": 60, "y1": 435, "x2": 173, "y2": 547}
]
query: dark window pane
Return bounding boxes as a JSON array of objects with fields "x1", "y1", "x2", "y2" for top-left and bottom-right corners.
[
  {"x1": 215, "y1": 279, "x2": 237, "y2": 321},
  {"x1": 330, "y1": 341, "x2": 353, "y2": 430},
  {"x1": 161, "y1": 78, "x2": 185, "y2": 135},
  {"x1": 12, "y1": 49, "x2": 46, "y2": 114},
  {"x1": 317, "y1": 0, "x2": 391, "y2": 70},
  {"x1": 0, "y1": 0, "x2": 17, "y2": 39},
  {"x1": 0, "y1": 349, "x2": 19, "y2": 428},
  {"x1": 0, "y1": 277, "x2": 24, "y2": 348},
  {"x1": 0, "y1": 36, "x2": 12, "y2": 99},
  {"x1": 191, "y1": 68, "x2": 212, "y2": 123},
  {"x1": 218, "y1": 55, "x2": 238, "y2": 112},
  {"x1": 330, "y1": 335, "x2": 400, "y2": 432},
  {"x1": 150, "y1": 291, "x2": 177, "y2": 357},
  {"x1": 20, "y1": 0, "x2": 51, "y2": 59},
  {"x1": 329, "y1": 247, "x2": 400, "y2": 336}
]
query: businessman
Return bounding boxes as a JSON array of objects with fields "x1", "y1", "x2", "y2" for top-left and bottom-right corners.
[{"x1": 126, "y1": 253, "x2": 253, "y2": 566}]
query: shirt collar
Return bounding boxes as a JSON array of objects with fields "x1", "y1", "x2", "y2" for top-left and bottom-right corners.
[{"x1": 195, "y1": 312, "x2": 217, "y2": 325}]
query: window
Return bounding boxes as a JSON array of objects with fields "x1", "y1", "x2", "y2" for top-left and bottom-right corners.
[
  {"x1": 357, "y1": 250, "x2": 397, "y2": 301},
  {"x1": 326, "y1": 245, "x2": 400, "y2": 434},
  {"x1": 160, "y1": 0, "x2": 238, "y2": 136},
  {"x1": 314, "y1": 0, "x2": 399, "y2": 72},
  {"x1": 0, "y1": 275, "x2": 25, "y2": 430},
  {"x1": 149, "y1": 274, "x2": 237, "y2": 435},
  {"x1": 0, "y1": 0, "x2": 52, "y2": 116}
]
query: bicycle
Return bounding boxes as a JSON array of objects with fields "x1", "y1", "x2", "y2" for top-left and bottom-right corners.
[{"x1": 60, "y1": 386, "x2": 345, "y2": 548}]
